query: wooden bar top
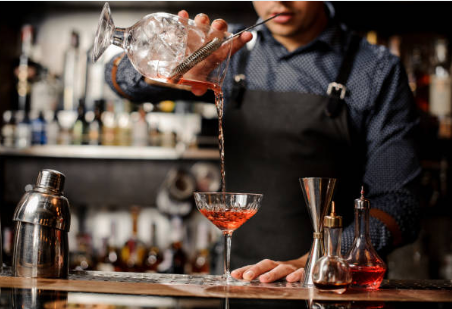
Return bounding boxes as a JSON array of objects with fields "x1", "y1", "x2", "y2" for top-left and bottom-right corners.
[{"x1": 0, "y1": 271, "x2": 451, "y2": 303}]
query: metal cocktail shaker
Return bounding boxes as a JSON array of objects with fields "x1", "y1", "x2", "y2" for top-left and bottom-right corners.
[{"x1": 12, "y1": 169, "x2": 71, "y2": 278}]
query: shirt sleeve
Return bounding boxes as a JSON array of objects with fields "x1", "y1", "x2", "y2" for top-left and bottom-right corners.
[{"x1": 341, "y1": 52, "x2": 422, "y2": 257}]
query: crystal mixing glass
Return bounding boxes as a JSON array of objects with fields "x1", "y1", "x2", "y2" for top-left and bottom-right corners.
[
  {"x1": 92, "y1": 2, "x2": 232, "y2": 91},
  {"x1": 194, "y1": 192, "x2": 262, "y2": 282}
]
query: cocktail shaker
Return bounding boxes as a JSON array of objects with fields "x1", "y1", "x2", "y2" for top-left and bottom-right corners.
[{"x1": 12, "y1": 169, "x2": 71, "y2": 278}]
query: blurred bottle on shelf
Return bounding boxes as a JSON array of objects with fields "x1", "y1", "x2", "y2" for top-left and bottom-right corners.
[
  {"x1": 87, "y1": 99, "x2": 104, "y2": 145},
  {"x1": 45, "y1": 111, "x2": 60, "y2": 145},
  {"x1": 70, "y1": 206, "x2": 96, "y2": 271},
  {"x1": 190, "y1": 221, "x2": 210, "y2": 274},
  {"x1": 72, "y1": 99, "x2": 89, "y2": 145},
  {"x1": 429, "y1": 38, "x2": 452, "y2": 139},
  {"x1": 2, "y1": 111, "x2": 16, "y2": 147},
  {"x1": 30, "y1": 110, "x2": 47, "y2": 145},
  {"x1": 96, "y1": 220, "x2": 121, "y2": 272},
  {"x1": 16, "y1": 25, "x2": 34, "y2": 113},
  {"x1": 101, "y1": 102, "x2": 116, "y2": 146},
  {"x1": 407, "y1": 46, "x2": 430, "y2": 113},
  {"x1": 168, "y1": 216, "x2": 188, "y2": 274},
  {"x1": 57, "y1": 110, "x2": 77, "y2": 145},
  {"x1": 144, "y1": 222, "x2": 163, "y2": 272},
  {"x1": 131, "y1": 106, "x2": 149, "y2": 147},
  {"x1": 2, "y1": 227, "x2": 14, "y2": 267},
  {"x1": 116, "y1": 112, "x2": 132, "y2": 146},
  {"x1": 84, "y1": 42, "x2": 106, "y2": 111},
  {"x1": 120, "y1": 206, "x2": 146, "y2": 272},
  {"x1": 15, "y1": 110, "x2": 32, "y2": 148},
  {"x1": 62, "y1": 31, "x2": 83, "y2": 111}
]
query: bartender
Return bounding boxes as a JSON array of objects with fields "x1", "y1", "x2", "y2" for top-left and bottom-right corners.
[{"x1": 105, "y1": 2, "x2": 421, "y2": 283}]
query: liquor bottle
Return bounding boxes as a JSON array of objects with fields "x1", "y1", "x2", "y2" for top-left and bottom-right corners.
[
  {"x1": 345, "y1": 188, "x2": 387, "y2": 290},
  {"x1": 101, "y1": 102, "x2": 116, "y2": 146},
  {"x1": 72, "y1": 99, "x2": 89, "y2": 145},
  {"x1": 191, "y1": 221, "x2": 211, "y2": 274},
  {"x1": 1, "y1": 111, "x2": 16, "y2": 147},
  {"x1": 313, "y1": 202, "x2": 352, "y2": 294},
  {"x1": 17, "y1": 25, "x2": 34, "y2": 113},
  {"x1": 120, "y1": 207, "x2": 146, "y2": 272},
  {"x1": 62, "y1": 31, "x2": 82, "y2": 111},
  {"x1": 30, "y1": 110, "x2": 47, "y2": 145},
  {"x1": 96, "y1": 220, "x2": 121, "y2": 272},
  {"x1": 168, "y1": 216, "x2": 188, "y2": 274},
  {"x1": 70, "y1": 206, "x2": 96, "y2": 271},
  {"x1": 116, "y1": 112, "x2": 131, "y2": 146},
  {"x1": 88, "y1": 99, "x2": 104, "y2": 145},
  {"x1": 429, "y1": 38, "x2": 451, "y2": 119},
  {"x1": 15, "y1": 110, "x2": 32, "y2": 148},
  {"x1": 131, "y1": 106, "x2": 149, "y2": 147},
  {"x1": 45, "y1": 111, "x2": 60, "y2": 145},
  {"x1": 144, "y1": 222, "x2": 163, "y2": 272},
  {"x1": 407, "y1": 47, "x2": 430, "y2": 113}
]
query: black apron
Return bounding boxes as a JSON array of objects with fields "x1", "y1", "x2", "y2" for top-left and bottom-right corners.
[{"x1": 223, "y1": 34, "x2": 362, "y2": 268}]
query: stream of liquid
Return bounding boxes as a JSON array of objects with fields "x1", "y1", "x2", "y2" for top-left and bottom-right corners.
[{"x1": 172, "y1": 78, "x2": 226, "y2": 192}]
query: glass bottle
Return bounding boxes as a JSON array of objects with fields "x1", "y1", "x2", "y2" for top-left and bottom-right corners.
[
  {"x1": 345, "y1": 188, "x2": 387, "y2": 290},
  {"x1": 168, "y1": 216, "x2": 187, "y2": 274},
  {"x1": 144, "y1": 222, "x2": 162, "y2": 272},
  {"x1": 120, "y1": 206, "x2": 146, "y2": 272},
  {"x1": 62, "y1": 31, "x2": 82, "y2": 111},
  {"x1": 429, "y1": 38, "x2": 451, "y2": 118},
  {"x1": 96, "y1": 219, "x2": 121, "y2": 272},
  {"x1": 88, "y1": 99, "x2": 104, "y2": 145},
  {"x1": 72, "y1": 99, "x2": 89, "y2": 145},
  {"x1": 191, "y1": 221, "x2": 211, "y2": 274},
  {"x1": 313, "y1": 202, "x2": 352, "y2": 294}
]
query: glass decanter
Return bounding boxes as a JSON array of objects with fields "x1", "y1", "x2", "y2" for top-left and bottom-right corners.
[
  {"x1": 93, "y1": 2, "x2": 232, "y2": 90},
  {"x1": 313, "y1": 201, "x2": 352, "y2": 294},
  {"x1": 345, "y1": 188, "x2": 387, "y2": 290}
]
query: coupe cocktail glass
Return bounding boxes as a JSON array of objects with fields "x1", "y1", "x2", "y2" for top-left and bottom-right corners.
[
  {"x1": 194, "y1": 192, "x2": 262, "y2": 282},
  {"x1": 93, "y1": 2, "x2": 232, "y2": 91}
]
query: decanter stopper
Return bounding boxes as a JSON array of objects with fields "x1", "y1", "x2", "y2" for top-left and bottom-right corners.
[
  {"x1": 313, "y1": 201, "x2": 352, "y2": 294},
  {"x1": 345, "y1": 187, "x2": 387, "y2": 290}
]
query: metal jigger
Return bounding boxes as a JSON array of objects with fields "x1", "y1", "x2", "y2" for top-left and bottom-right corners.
[{"x1": 300, "y1": 177, "x2": 336, "y2": 287}]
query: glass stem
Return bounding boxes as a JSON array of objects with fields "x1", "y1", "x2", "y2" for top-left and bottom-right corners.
[
  {"x1": 223, "y1": 231, "x2": 233, "y2": 281},
  {"x1": 112, "y1": 27, "x2": 126, "y2": 48}
]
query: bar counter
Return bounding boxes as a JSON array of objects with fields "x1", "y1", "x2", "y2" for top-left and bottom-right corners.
[{"x1": 0, "y1": 269, "x2": 451, "y2": 308}]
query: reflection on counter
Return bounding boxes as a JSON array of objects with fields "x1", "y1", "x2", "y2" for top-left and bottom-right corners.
[{"x1": 1, "y1": 288, "x2": 452, "y2": 309}]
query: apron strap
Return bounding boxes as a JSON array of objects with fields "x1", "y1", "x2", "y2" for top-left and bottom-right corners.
[
  {"x1": 231, "y1": 32, "x2": 361, "y2": 115},
  {"x1": 325, "y1": 34, "x2": 361, "y2": 117},
  {"x1": 231, "y1": 44, "x2": 251, "y2": 109}
]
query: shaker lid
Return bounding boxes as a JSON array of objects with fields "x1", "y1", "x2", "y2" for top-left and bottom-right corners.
[
  {"x1": 13, "y1": 169, "x2": 71, "y2": 231},
  {"x1": 355, "y1": 186, "x2": 370, "y2": 209},
  {"x1": 36, "y1": 169, "x2": 65, "y2": 193},
  {"x1": 324, "y1": 201, "x2": 342, "y2": 228}
]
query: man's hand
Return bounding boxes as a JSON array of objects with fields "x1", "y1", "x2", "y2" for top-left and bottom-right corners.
[
  {"x1": 176, "y1": 10, "x2": 253, "y2": 96},
  {"x1": 231, "y1": 253, "x2": 308, "y2": 283}
]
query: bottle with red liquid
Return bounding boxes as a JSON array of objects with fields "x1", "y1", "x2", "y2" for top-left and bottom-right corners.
[{"x1": 345, "y1": 188, "x2": 387, "y2": 290}]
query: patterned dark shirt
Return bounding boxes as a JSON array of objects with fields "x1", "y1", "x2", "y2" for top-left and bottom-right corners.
[{"x1": 105, "y1": 7, "x2": 421, "y2": 257}]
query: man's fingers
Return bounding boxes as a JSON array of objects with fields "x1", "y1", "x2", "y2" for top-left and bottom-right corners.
[
  {"x1": 259, "y1": 264, "x2": 298, "y2": 283},
  {"x1": 241, "y1": 259, "x2": 279, "y2": 281},
  {"x1": 231, "y1": 32, "x2": 253, "y2": 56},
  {"x1": 231, "y1": 265, "x2": 252, "y2": 279},
  {"x1": 211, "y1": 19, "x2": 228, "y2": 32},
  {"x1": 194, "y1": 13, "x2": 210, "y2": 27},
  {"x1": 177, "y1": 10, "x2": 189, "y2": 19},
  {"x1": 286, "y1": 268, "x2": 305, "y2": 283}
]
